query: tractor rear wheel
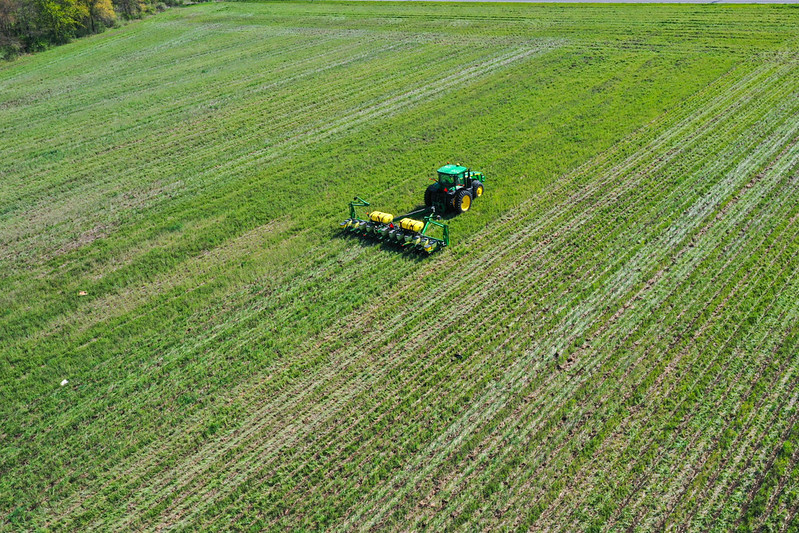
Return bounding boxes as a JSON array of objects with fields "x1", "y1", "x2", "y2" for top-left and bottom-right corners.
[
  {"x1": 424, "y1": 184, "x2": 437, "y2": 207},
  {"x1": 472, "y1": 180, "x2": 484, "y2": 198},
  {"x1": 453, "y1": 189, "x2": 473, "y2": 213}
]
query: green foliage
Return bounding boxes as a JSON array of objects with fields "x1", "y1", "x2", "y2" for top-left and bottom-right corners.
[
  {"x1": 0, "y1": 0, "x2": 150, "y2": 58},
  {"x1": 34, "y1": 0, "x2": 86, "y2": 43},
  {"x1": 79, "y1": 0, "x2": 115, "y2": 33}
]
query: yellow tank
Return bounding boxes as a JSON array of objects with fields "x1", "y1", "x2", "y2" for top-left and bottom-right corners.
[
  {"x1": 399, "y1": 218, "x2": 424, "y2": 233},
  {"x1": 369, "y1": 211, "x2": 394, "y2": 224}
]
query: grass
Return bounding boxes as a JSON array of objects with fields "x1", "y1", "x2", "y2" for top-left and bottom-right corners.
[{"x1": 1, "y1": 1, "x2": 799, "y2": 530}]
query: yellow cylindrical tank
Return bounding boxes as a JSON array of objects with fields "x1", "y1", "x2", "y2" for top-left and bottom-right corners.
[
  {"x1": 369, "y1": 211, "x2": 394, "y2": 224},
  {"x1": 399, "y1": 218, "x2": 424, "y2": 233}
]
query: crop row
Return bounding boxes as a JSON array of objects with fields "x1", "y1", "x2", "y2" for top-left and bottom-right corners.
[
  {"x1": 48, "y1": 43, "x2": 799, "y2": 531},
  {"x1": 4, "y1": 4, "x2": 799, "y2": 530}
]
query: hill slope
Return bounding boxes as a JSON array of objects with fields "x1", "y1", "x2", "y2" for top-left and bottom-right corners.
[{"x1": 1, "y1": 2, "x2": 798, "y2": 530}]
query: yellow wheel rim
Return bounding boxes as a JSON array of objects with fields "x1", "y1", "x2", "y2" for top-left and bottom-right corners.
[
  {"x1": 461, "y1": 194, "x2": 471, "y2": 211},
  {"x1": 475, "y1": 186, "x2": 483, "y2": 197}
]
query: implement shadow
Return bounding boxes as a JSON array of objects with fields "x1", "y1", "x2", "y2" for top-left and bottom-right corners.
[{"x1": 331, "y1": 230, "x2": 443, "y2": 263}]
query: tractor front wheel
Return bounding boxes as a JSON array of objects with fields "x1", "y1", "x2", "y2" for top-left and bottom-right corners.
[
  {"x1": 472, "y1": 180, "x2": 484, "y2": 198},
  {"x1": 453, "y1": 189, "x2": 473, "y2": 213}
]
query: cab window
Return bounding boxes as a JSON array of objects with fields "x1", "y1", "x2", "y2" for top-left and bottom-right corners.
[{"x1": 438, "y1": 173, "x2": 455, "y2": 187}]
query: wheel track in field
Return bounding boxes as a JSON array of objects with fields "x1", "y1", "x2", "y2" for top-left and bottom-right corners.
[
  {"x1": 506, "y1": 122, "x2": 799, "y2": 528},
  {"x1": 450, "y1": 171, "x2": 799, "y2": 532},
  {"x1": 43, "y1": 54, "x2": 780, "y2": 528},
  {"x1": 781, "y1": 501, "x2": 799, "y2": 533},
  {"x1": 754, "y1": 423, "x2": 799, "y2": 531},
  {"x1": 428, "y1": 129, "x2": 799, "y2": 532},
  {"x1": 675, "y1": 347, "x2": 799, "y2": 532},
  {"x1": 612, "y1": 169, "x2": 799, "y2": 531},
  {"x1": 557, "y1": 229, "x2": 799, "y2": 531},
  {"x1": 540, "y1": 137, "x2": 799, "y2": 530},
  {"x1": 494, "y1": 216, "x2": 799, "y2": 532},
  {"x1": 625, "y1": 298, "x2": 799, "y2": 531},
  {"x1": 59, "y1": 51, "x2": 728, "y2": 528},
  {"x1": 763, "y1": 427, "x2": 799, "y2": 532},
  {"x1": 627, "y1": 349, "x2": 799, "y2": 531},
  {"x1": 506, "y1": 274, "x2": 796, "y2": 532},
  {"x1": 687, "y1": 363, "x2": 799, "y2": 531},
  {"x1": 536, "y1": 268, "x2": 799, "y2": 528},
  {"x1": 98, "y1": 56, "x2": 780, "y2": 524},
  {"x1": 280, "y1": 80, "x2": 799, "y2": 530},
  {"x1": 354, "y1": 62, "x2": 799, "y2": 528},
  {"x1": 148, "y1": 59, "x2": 776, "y2": 528},
  {"x1": 440, "y1": 229, "x2": 796, "y2": 528},
  {"x1": 0, "y1": 37, "x2": 459, "y2": 258},
  {"x1": 42, "y1": 57, "x2": 756, "y2": 524},
  {"x1": 398, "y1": 260, "x2": 796, "y2": 531},
  {"x1": 2, "y1": 39, "x2": 559, "y2": 274},
  {"x1": 708, "y1": 332, "x2": 796, "y2": 528},
  {"x1": 706, "y1": 371, "x2": 799, "y2": 530}
]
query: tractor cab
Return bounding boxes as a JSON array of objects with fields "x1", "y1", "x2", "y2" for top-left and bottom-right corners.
[
  {"x1": 425, "y1": 163, "x2": 486, "y2": 214},
  {"x1": 437, "y1": 164, "x2": 469, "y2": 187}
]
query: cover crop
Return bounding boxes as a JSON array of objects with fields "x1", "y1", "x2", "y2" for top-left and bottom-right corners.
[{"x1": 1, "y1": 2, "x2": 798, "y2": 530}]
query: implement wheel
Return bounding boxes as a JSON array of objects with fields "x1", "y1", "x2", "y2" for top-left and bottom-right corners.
[
  {"x1": 472, "y1": 181, "x2": 484, "y2": 198},
  {"x1": 453, "y1": 189, "x2": 472, "y2": 213}
]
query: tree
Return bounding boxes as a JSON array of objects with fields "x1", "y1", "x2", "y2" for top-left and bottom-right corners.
[
  {"x1": 113, "y1": 0, "x2": 144, "y2": 19},
  {"x1": 0, "y1": 0, "x2": 30, "y2": 56},
  {"x1": 34, "y1": 0, "x2": 87, "y2": 44},
  {"x1": 0, "y1": 0, "x2": 18, "y2": 34},
  {"x1": 78, "y1": 0, "x2": 113, "y2": 33}
]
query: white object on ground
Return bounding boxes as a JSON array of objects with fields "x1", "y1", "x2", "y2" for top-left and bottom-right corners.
[{"x1": 60, "y1": 379, "x2": 69, "y2": 386}]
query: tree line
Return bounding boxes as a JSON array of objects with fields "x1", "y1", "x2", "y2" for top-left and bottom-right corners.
[{"x1": 0, "y1": 0, "x2": 184, "y2": 59}]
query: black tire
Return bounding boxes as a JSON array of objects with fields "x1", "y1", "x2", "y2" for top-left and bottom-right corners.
[
  {"x1": 424, "y1": 184, "x2": 437, "y2": 207},
  {"x1": 445, "y1": 190, "x2": 456, "y2": 211},
  {"x1": 472, "y1": 180, "x2": 484, "y2": 198},
  {"x1": 453, "y1": 189, "x2": 473, "y2": 213}
]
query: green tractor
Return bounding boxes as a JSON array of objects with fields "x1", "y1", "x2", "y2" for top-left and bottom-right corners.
[
  {"x1": 424, "y1": 164, "x2": 485, "y2": 214},
  {"x1": 339, "y1": 163, "x2": 486, "y2": 254}
]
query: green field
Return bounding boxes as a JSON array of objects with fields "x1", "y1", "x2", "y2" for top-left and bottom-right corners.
[{"x1": 2, "y1": 1, "x2": 799, "y2": 530}]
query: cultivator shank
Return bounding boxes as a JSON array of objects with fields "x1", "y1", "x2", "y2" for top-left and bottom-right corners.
[{"x1": 340, "y1": 197, "x2": 449, "y2": 254}]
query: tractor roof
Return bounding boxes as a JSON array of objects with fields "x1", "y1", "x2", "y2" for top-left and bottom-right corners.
[{"x1": 437, "y1": 164, "x2": 468, "y2": 175}]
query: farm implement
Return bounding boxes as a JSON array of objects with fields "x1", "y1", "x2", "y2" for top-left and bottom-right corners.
[
  {"x1": 339, "y1": 164, "x2": 485, "y2": 254},
  {"x1": 341, "y1": 198, "x2": 450, "y2": 253}
]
